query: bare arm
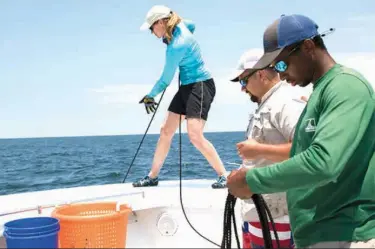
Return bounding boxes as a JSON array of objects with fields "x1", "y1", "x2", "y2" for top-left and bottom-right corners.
[
  {"x1": 255, "y1": 142, "x2": 292, "y2": 162},
  {"x1": 237, "y1": 139, "x2": 292, "y2": 163}
]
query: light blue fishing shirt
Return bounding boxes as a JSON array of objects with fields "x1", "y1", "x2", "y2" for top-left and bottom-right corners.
[{"x1": 147, "y1": 20, "x2": 212, "y2": 98}]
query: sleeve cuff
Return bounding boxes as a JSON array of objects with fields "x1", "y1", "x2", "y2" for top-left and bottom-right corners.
[{"x1": 245, "y1": 168, "x2": 265, "y2": 194}]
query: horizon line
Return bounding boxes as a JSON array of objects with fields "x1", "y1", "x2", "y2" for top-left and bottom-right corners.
[{"x1": 0, "y1": 130, "x2": 245, "y2": 140}]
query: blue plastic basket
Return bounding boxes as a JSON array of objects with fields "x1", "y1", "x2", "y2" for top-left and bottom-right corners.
[{"x1": 3, "y1": 217, "x2": 60, "y2": 249}]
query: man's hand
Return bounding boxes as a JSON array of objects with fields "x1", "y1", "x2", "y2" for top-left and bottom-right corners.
[
  {"x1": 227, "y1": 167, "x2": 253, "y2": 199},
  {"x1": 139, "y1": 95, "x2": 158, "y2": 114},
  {"x1": 236, "y1": 139, "x2": 260, "y2": 160}
]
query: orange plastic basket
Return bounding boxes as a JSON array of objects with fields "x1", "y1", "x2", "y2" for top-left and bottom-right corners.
[{"x1": 51, "y1": 202, "x2": 132, "y2": 248}]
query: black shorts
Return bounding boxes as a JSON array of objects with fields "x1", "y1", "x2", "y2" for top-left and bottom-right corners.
[{"x1": 168, "y1": 78, "x2": 216, "y2": 121}]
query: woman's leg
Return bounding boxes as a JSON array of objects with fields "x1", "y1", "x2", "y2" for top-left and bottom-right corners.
[
  {"x1": 187, "y1": 117, "x2": 228, "y2": 187},
  {"x1": 184, "y1": 79, "x2": 228, "y2": 188},
  {"x1": 148, "y1": 111, "x2": 185, "y2": 178},
  {"x1": 133, "y1": 86, "x2": 187, "y2": 188},
  {"x1": 133, "y1": 111, "x2": 185, "y2": 187}
]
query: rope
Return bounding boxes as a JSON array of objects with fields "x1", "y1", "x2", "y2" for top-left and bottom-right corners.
[
  {"x1": 121, "y1": 89, "x2": 166, "y2": 183},
  {"x1": 177, "y1": 76, "x2": 221, "y2": 247},
  {"x1": 221, "y1": 192, "x2": 281, "y2": 249},
  {"x1": 221, "y1": 193, "x2": 241, "y2": 248}
]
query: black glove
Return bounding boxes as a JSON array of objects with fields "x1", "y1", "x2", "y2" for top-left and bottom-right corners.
[{"x1": 139, "y1": 95, "x2": 158, "y2": 114}]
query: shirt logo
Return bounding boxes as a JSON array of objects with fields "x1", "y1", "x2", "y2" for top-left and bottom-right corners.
[{"x1": 305, "y1": 118, "x2": 316, "y2": 132}]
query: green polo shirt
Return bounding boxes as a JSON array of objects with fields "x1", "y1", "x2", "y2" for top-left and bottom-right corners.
[{"x1": 245, "y1": 63, "x2": 375, "y2": 247}]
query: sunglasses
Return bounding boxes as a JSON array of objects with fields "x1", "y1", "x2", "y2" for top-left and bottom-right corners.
[
  {"x1": 239, "y1": 70, "x2": 257, "y2": 87},
  {"x1": 270, "y1": 43, "x2": 302, "y2": 73},
  {"x1": 149, "y1": 21, "x2": 159, "y2": 33},
  {"x1": 149, "y1": 24, "x2": 155, "y2": 33}
]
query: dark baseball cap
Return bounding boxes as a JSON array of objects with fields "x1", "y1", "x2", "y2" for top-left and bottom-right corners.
[{"x1": 252, "y1": 14, "x2": 320, "y2": 70}]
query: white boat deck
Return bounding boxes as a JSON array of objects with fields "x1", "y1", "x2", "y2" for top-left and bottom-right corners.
[{"x1": 0, "y1": 179, "x2": 244, "y2": 248}]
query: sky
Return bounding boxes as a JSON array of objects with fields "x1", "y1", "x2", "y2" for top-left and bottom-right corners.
[{"x1": 0, "y1": 0, "x2": 374, "y2": 139}]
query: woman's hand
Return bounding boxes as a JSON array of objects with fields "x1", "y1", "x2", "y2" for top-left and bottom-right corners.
[{"x1": 139, "y1": 95, "x2": 158, "y2": 114}]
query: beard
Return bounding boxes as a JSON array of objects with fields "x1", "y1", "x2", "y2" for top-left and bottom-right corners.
[
  {"x1": 250, "y1": 95, "x2": 259, "y2": 103},
  {"x1": 244, "y1": 89, "x2": 259, "y2": 103},
  {"x1": 246, "y1": 92, "x2": 259, "y2": 103}
]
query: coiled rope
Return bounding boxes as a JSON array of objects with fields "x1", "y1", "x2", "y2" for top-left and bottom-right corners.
[{"x1": 221, "y1": 192, "x2": 280, "y2": 248}]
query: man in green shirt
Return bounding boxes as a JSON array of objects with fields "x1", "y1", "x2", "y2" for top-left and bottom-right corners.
[{"x1": 228, "y1": 14, "x2": 375, "y2": 248}]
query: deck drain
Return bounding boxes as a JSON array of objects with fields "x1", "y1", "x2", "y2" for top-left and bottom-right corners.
[{"x1": 156, "y1": 212, "x2": 178, "y2": 236}]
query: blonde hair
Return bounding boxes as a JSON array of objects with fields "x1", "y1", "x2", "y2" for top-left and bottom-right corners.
[{"x1": 162, "y1": 11, "x2": 182, "y2": 44}]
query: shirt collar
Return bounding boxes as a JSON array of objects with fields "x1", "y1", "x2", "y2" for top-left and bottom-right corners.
[{"x1": 259, "y1": 81, "x2": 284, "y2": 105}]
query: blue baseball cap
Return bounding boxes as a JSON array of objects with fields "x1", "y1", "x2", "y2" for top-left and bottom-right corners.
[{"x1": 252, "y1": 14, "x2": 320, "y2": 69}]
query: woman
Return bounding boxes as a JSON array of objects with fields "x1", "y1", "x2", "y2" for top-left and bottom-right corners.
[{"x1": 133, "y1": 5, "x2": 228, "y2": 188}]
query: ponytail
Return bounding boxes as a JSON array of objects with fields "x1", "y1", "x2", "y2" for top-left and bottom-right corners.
[{"x1": 163, "y1": 11, "x2": 182, "y2": 44}]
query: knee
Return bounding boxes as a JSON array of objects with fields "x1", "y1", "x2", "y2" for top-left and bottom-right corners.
[
  {"x1": 188, "y1": 130, "x2": 204, "y2": 147},
  {"x1": 160, "y1": 125, "x2": 174, "y2": 140}
]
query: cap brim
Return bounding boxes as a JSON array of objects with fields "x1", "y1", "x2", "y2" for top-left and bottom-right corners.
[
  {"x1": 140, "y1": 22, "x2": 150, "y2": 31},
  {"x1": 252, "y1": 48, "x2": 284, "y2": 69},
  {"x1": 229, "y1": 69, "x2": 245, "y2": 82},
  {"x1": 229, "y1": 68, "x2": 259, "y2": 82}
]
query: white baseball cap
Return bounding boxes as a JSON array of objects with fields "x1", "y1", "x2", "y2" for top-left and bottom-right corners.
[
  {"x1": 229, "y1": 48, "x2": 264, "y2": 82},
  {"x1": 140, "y1": 5, "x2": 172, "y2": 31}
]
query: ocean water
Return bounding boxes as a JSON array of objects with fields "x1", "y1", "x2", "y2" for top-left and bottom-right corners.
[{"x1": 0, "y1": 131, "x2": 245, "y2": 196}]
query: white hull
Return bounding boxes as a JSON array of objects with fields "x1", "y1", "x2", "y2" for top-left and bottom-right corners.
[{"x1": 0, "y1": 179, "x2": 244, "y2": 248}]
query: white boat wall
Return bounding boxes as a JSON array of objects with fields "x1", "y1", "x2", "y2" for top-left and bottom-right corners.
[{"x1": 0, "y1": 179, "x2": 245, "y2": 248}]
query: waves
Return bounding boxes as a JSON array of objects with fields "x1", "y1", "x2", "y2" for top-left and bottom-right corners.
[{"x1": 0, "y1": 132, "x2": 243, "y2": 196}]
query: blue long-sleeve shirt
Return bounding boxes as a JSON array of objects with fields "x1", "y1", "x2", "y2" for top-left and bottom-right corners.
[{"x1": 147, "y1": 20, "x2": 212, "y2": 98}]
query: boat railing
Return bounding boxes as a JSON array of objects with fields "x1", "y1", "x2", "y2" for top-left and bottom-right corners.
[
  {"x1": 0, "y1": 190, "x2": 144, "y2": 218},
  {"x1": 0, "y1": 190, "x2": 144, "y2": 236}
]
